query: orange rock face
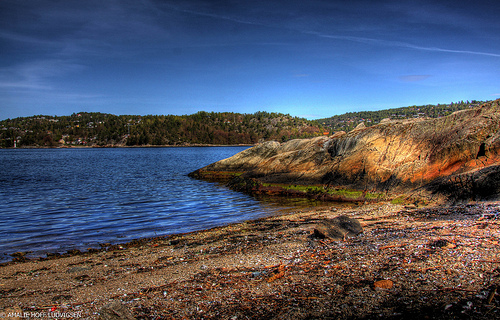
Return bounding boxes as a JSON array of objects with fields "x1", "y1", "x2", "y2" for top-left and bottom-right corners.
[{"x1": 193, "y1": 100, "x2": 500, "y2": 201}]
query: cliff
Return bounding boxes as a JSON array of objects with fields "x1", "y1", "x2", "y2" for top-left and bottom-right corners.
[{"x1": 190, "y1": 100, "x2": 500, "y2": 202}]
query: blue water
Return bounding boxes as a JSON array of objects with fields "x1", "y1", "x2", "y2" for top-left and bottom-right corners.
[{"x1": 0, "y1": 147, "x2": 284, "y2": 262}]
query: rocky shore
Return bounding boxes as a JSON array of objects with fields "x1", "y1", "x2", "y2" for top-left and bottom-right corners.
[
  {"x1": 2, "y1": 202, "x2": 500, "y2": 319},
  {"x1": 191, "y1": 100, "x2": 500, "y2": 204}
]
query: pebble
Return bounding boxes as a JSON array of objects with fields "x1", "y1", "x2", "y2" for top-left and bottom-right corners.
[{"x1": 373, "y1": 279, "x2": 393, "y2": 290}]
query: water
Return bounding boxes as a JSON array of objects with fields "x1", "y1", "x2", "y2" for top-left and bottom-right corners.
[{"x1": 0, "y1": 147, "x2": 288, "y2": 262}]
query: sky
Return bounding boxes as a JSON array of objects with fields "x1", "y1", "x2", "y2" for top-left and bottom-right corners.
[{"x1": 1, "y1": 0, "x2": 499, "y2": 120}]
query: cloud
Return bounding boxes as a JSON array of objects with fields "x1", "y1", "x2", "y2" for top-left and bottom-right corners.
[
  {"x1": 164, "y1": 4, "x2": 263, "y2": 28},
  {"x1": 0, "y1": 59, "x2": 85, "y2": 91},
  {"x1": 0, "y1": 1, "x2": 174, "y2": 61},
  {"x1": 397, "y1": 42, "x2": 500, "y2": 58},
  {"x1": 162, "y1": 2, "x2": 500, "y2": 59},
  {"x1": 303, "y1": 30, "x2": 500, "y2": 58},
  {"x1": 0, "y1": 31, "x2": 60, "y2": 47},
  {"x1": 399, "y1": 75, "x2": 431, "y2": 82}
]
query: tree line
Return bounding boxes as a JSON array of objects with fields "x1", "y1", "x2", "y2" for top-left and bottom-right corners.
[
  {"x1": 1, "y1": 100, "x2": 490, "y2": 148},
  {"x1": 316, "y1": 100, "x2": 488, "y2": 132},
  {"x1": 0, "y1": 111, "x2": 324, "y2": 148}
]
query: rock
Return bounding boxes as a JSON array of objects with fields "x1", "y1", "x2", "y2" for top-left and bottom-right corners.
[
  {"x1": 99, "y1": 301, "x2": 135, "y2": 320},
  {"x1": 10, "y1": 251, "x2": 30, "y2": 257},
  {"x1": 66, "y1": 266, "x2": 91, "y2": 273},
  {"x1": 404, "y1": 204, "x2": 418, "y2": 209},
  {"x1": 251, "y1": 271, "x2": 265, "y2": 278},
  {"x1": 46, "y1": 252, "x2": 61, "y2": 258},
  {"x1": 353, "y1": 122, "x2": 366, "y2": 130},
  {"x1": 430, "y1": 239, "x2": 456, "y2": 249},
  {"x1": 373, "y1": 279, "x2": 393, "y2": 290},
  {"x1": 190, "y1": 100, "x2": 500, "y2": 201},
  {"x1": 313, "y1": 215, "x2": 363, "y2": 240}
]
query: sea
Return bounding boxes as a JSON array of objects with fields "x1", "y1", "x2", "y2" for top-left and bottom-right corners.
[{"x1": 0, "y1": 147, "x2": 304, "y2": 263}]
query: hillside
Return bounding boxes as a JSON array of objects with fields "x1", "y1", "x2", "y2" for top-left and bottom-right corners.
[
  {"x1": 191, "y1": 99, "x2": 500, "y2": 203},
  {"x1": 316, "y1": 100, "x2": 487, "y2": 132},
  {"x1": 1, "y1": 100, "x2": 491, "y2": 148},
  {"x1": 0, "y1": 111, "x2": 324, "y2": 148}
]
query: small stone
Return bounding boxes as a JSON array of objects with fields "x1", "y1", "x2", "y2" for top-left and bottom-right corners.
[
  {"x1": 404, "y1": 204, "x2": 418, "y2": 209},
  {"x1": 66, "y1": 266, "x2": 91, "y2": 273},
  {"x1": 46, "y1": 252, "x2": 61, "y2": 258},
  {"x1": 10, "y1": 251, "x2": 30, "y2": 257},
  {"x1": 373, "y1": 279, "x2": 393, "y2": 290},
  {"x1": 430, "y1": 239, "x2": 456, "y2": 249}
]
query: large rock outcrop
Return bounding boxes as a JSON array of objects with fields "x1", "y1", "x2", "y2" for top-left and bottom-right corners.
[{"x1": 190, "y1": 100, "x2": 500, "y2": 201}]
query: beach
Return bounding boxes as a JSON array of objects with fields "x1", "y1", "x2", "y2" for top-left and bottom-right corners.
[{"x1": 1, "y1": 202, "x2": 500, "y2": 319}]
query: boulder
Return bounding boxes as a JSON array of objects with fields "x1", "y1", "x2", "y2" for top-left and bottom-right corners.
[{"x1": 313, "y1": 215, "x2": 363, "y2": 240}]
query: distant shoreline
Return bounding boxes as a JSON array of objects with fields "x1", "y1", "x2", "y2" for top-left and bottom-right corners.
[{"x1": 1, "y1": 143, "x2": 255, "y2": 149}]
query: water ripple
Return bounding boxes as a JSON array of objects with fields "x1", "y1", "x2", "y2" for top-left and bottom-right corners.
[{"x1": 0, "y1": 147, "x2": 284, "y2": 262}]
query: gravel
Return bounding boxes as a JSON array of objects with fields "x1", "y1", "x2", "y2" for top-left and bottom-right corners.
[{"x1": 1, "y1": 202, "x2": 500, "y2": 319}]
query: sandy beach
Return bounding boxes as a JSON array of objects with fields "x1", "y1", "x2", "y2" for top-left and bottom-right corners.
[{"x1": 1, "y1": 201, "x2": 500, "y2": 319}]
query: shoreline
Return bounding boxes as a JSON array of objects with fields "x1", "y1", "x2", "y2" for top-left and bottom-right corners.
[
  {"x1": 1, "y1": 201, "x2": 500, "y2": 319},
  {"x1": 1, "y1": 203, "x2": 326, "y2": 265},
  {"x1": 1, "y1": 144, "x2": 255, "y2": 150}
]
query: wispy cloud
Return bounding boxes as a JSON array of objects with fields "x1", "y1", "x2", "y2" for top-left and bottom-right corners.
[
  {"x1": 163, "y1": 3, "x2": 265, "y2": 28},
  {"x1": 303, "y1": 31, "x2": 500, "y2": 58},
  {"x1": 164, "y1": 3, "x2": 500, "y2": 59},
  {"x1": 0, "y1": 59, "x2": 85, "y2": 91},
  {"x1": 0, "y1": 31, "x2": 60, "y2": 47},
  {"x1": 397, "y1": 42, "x2": 500, "y2": 58}
]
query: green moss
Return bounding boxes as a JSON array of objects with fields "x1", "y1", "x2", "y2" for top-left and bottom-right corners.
[
  {"x1": 260, "y1": 183, "x2": 384, "y2": 200},
  {"x1": 390, "y1": 195, "x2": 407, "y2": 204},
  {"x1": 329, "y1": 188, "x2": 362, "y2": 198},
  {"x1": 190, "y1": 170, "x2": 243, "y2": 182}
]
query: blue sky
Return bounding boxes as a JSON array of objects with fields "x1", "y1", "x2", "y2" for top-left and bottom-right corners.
[{"x1": 1, "y1": 0, "x2": 499, "y2": 120}]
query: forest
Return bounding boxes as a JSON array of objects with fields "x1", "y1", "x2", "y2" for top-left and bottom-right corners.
[
  {"x1": 0, "y1": 100, "x2": 488, "y2": 148},
  {"x1": 316, "y1": 100, "x2": 487, "y2": 132},
  {"x1": 0, "y1": 111, "x2": 324, "y2": 148}
]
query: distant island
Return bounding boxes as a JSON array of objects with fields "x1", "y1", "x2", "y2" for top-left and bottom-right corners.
[{"x1": 0, "y1": 100, "x2": 487, "y2": 148}]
